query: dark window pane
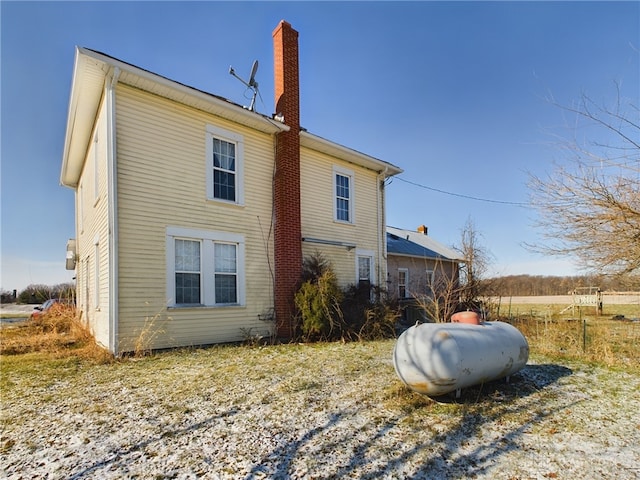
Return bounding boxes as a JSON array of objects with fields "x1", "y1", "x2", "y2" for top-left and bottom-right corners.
[
  {"x1": 176, "y1": 273, "x2": 200, "y2": 304},
  {"x1": 214, "y1": 170, "x2": 236, "y2": 201},
  {"x1": 215, "y1": 274, "x2": 237, "y2": 304}
]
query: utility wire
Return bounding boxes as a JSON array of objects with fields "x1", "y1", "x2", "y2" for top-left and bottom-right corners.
[{"x1": 395, "y1": 176, "x2": 531, "y2": 207}]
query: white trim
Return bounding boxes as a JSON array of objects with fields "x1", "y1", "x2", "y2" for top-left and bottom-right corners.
[
  {"x1": 107, "y1": 67, "x2": 120, "y2": 355},
  {"x1": 300, "y1": 131, "x2": 402, "y2": 176},
  {"x1": 205, "y1": 124, "x2": 245, "y2": 206},
  {"x1": 166, "y1": 226, "x2": 246, "y2": 307},
  {"x1": 78, "y1": 182, "x2": 84, "y2": 234},
  {"x1": 333, "y1": 165, "x2": 355, "y2": 224},
  {"x1": 93, "y1": 235, "x2": 100, "y2": 309},
  {"x1": 398, "y1": 268, "x2": 409, "y2": 298},
  {"x1": 355, "y1": 248, "x2": 376, "y2": 285},
  {"x1": 426, "y1": 269, "x2": 435, "y2": 293},
  {"x1": 61, "y1": 47, "x2": 288, "y2": 188},
  {"x1": 93, "y1": 133, "x2": 99, "y2": 203}
]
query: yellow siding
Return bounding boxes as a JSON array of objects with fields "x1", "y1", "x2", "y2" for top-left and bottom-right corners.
[
  {"x1": 300, "y1": 147, "x2": 383, "y2": 287},
  {"x1": 74, "y1": 93, "x2": 111, "y2": 348},
  {"x1": 115, "y1": 85, "x2": 275, "y2": 351}
]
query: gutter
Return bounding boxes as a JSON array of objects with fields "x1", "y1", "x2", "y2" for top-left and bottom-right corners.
[{"x1": 377, "y1": 167, "x2": 388, "y2": 287}]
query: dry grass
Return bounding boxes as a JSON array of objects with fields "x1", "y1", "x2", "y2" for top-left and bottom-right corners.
[
  {"x1": 491, "y1": 302, "x2": 639, "y2": 369},
  {"x1": 511, "y1": 317, "x2": 639, "y2": 369},
  {"x1": 2, "y1": 338, "x2": 638, "y2": 479},
  {"x1": 0, "y1": 304, "x2": 113, "y2": 363},
  {"x1": 1, "y1": 302, "x2": 638, "y2": 477}
]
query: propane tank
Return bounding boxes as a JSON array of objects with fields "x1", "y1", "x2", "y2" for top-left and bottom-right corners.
[{"x1": 393, "y1": 321, "x2": 529, "y2": 397}]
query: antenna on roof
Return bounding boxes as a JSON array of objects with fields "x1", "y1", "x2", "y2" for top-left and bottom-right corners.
[{"x1": 229, "y1": 60, "x2": 261, "y2": 112}]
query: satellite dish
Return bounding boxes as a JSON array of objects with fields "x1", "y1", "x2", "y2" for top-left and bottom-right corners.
[
  {"x1": 229, "y1": 60, "x2": 261, "y2": 111},
  {"x1": 248, "y1": 60, "x2": 258, "y2": 87}
]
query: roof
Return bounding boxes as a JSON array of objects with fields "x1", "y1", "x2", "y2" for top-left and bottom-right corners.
[
  {"x1": 386, "y1": 226, "x2": 463, "y2": 262},
  {"x1": 61, "y1": 47, "x2": 402, "y2": 188}
]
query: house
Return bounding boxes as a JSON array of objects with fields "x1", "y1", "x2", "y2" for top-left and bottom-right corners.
[
  {"x1": 386, "y1": 225, "x2": 463, "y2": 322},
  {"x1": 60, "y1": 21, "x2": 402, "y2": 354}
]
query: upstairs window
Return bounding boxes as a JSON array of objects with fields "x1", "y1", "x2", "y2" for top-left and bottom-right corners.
[
  {"x1": 213, "y1": 138, "x2": 236, "y2": 201},
  {"x1": 206, "y1": 125, "x2": 244, "y2": 204},
  {"x1": 334, "y1": 166, "x2": 354, "y2": 223}
]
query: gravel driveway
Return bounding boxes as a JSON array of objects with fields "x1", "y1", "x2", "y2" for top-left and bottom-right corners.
[{"x1": 1, "y1": 341, "x2": 638, "y2": 479}]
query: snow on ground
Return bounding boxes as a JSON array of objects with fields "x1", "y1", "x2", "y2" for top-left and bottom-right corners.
[{"x1": 1, "y1": 341, "x2": 639, "y2": 479}]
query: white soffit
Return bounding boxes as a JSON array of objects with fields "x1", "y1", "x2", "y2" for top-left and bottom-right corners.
[
  {"x1": 60, "y1": 47, "x2": 288, "y2": 188},
  {"x1": 300, "y1": 131, "x2": 402, "y2": 177}
]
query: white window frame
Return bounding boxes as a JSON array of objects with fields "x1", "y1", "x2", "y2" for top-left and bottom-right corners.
[
  {"x1": 166, "y1": 226, "x2": 245, "y2": 307},
  {"x1": 93, "y1": 133, "x2": 99, "y2": 203},
  {"x1": 78, "y1": 183, "x2": 84, "y2": 234},
  {"x1": 333, "y1": 166, "x2": 354, "y2": 224},
  {"x1": 355, "y1": 249, "x2": 375, "y2": 285},
  {"x1": 94, "y1": 234, "x2": 100, "y2": 309},
  {"x1": 205, "y1": 124, "x2": 244, "y2": 205},
  {"x1": 426, "y1": 269, "x2": 435, "y2": 295},
  {"x1": 83, "y1": 257, "x2": 89, "y2": 315},
  {"x1": 398, "y1": 268, "x2": 409, "y2": 298},
  {"x1": 174, "y1": 238, "x2": 202, "y2": 305}
]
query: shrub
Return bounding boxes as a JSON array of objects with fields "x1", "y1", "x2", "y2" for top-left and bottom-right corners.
[
  {"x1": 295, "y1": 268, "x2": 343, "y2": 341},
  {"x1": 341, "y1": 284, "x2": 400, "y2": 340},
  {"x1": 294, "y1": 252, "x2": 400, "y2": 342}
]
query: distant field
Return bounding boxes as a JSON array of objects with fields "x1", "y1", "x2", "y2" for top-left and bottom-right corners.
[
  {"x1": 492, "y1": 302, "x2": 639, "y2": 320},
  {"x1": 491, "y1": 293, "x2": 640, "y2": 306}
]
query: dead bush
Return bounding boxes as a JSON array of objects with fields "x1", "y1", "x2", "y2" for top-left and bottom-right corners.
[{"x1": 0, "y1": 304, "x2": 113, "y2": 363}]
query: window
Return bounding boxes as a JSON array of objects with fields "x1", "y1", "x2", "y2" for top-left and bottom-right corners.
[
  {"x1": 84, "y1": 257, "x2": 89, "y2": 315},
  {"x1": 333, "y1": 166, "x2": 354, "y2": 223},
  {"x1": 358, "y1": 256, "x2": 371, "y2": 286},
  {"x1": 94, "y1": 235, "x2": 100, "y2": 309},
  {"x1": 167, "y1": 227, "x2": 245, "y2": 307},
  {"x1": 78, "y1": 183, "x2": 84, "y2": 233},
  {"x1": 175, "y1": 239, "x2": 201, "y2": 304},
  {"x1": 398, "y1": 268, "x2": 408, "y2": 298},
  {"x1": 93, "y1": 133, "x2": 99, "y2": 202},
  {"x1": 425, "y1": 269, "x2": 435, "y2": 295},
  {"x1": 214, "y1": 243, "x2": 237, "y2": 304},
  {"x1": 356, "y1": 249, "x2": 375, "y2": 288},
  {"x1": 206, "y1": 125, "x2": 244, "y2": 204}
]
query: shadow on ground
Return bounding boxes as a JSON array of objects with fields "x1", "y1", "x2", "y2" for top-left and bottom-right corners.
[{"x1": 241, "y1": 363, "x2": 574, "y2": 479}]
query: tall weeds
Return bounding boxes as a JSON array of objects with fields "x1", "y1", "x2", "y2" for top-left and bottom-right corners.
[
  {"x1": 0, "y1": 303, "x2": 113, "y2": 363},
  {"x1": 509, "y1": 316, "x2": 638, "y2": 369}
]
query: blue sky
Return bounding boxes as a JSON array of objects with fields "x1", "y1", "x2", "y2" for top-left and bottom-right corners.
[{"x1": 1, "y1": 1, "x2": 638, "y2": 291}]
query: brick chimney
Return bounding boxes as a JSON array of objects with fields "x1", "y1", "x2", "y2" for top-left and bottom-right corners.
[
  {"x1": 417, "y1": 225, "x2": 428, "y2": 235},
  {"x1": 273, "y1": 20, "x2": 302, "y2": 339}
]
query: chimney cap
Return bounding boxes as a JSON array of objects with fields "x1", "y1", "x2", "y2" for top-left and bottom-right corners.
[{"x1": 417, "y1": 225, "x2": 428, "y2": 235}]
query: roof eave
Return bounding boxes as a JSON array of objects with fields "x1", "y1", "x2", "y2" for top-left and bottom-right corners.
[
  {"x1": 300, "y1": 131, "x2": 402, "y2": 176},
  {"x1": 60, "y1": 47, "x2": 97, "y2": 188},
  {"x1": 387, "y1": 251, "x2": 461, "y2": 262},
  {"x1": 60, "y1": 47, "x2": 289, "y2": 188}
]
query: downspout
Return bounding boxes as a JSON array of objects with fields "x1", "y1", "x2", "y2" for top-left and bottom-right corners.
[
  {"x1": 377, "y1": 167, "x2": 388, "y2": 289},
  {"x1": 107, "y1": 67, "x2": 120, "y2": 355}
]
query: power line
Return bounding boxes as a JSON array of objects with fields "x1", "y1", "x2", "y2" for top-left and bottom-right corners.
[{"x1": 394, "y1": 176, "x2": 531, "y2": 207}]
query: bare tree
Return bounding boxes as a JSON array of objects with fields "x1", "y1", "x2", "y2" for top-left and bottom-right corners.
[
  {"x1": 456, "y1": 217, "x2": 493, "y2": 308},
  {"x1": 529, "y1": 87, "x2": 640, "y2": 275}
]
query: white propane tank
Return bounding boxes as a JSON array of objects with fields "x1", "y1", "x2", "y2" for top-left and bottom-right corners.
[{"x1": 393, "y1": 321, "x2": 529, "y2": 397}]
